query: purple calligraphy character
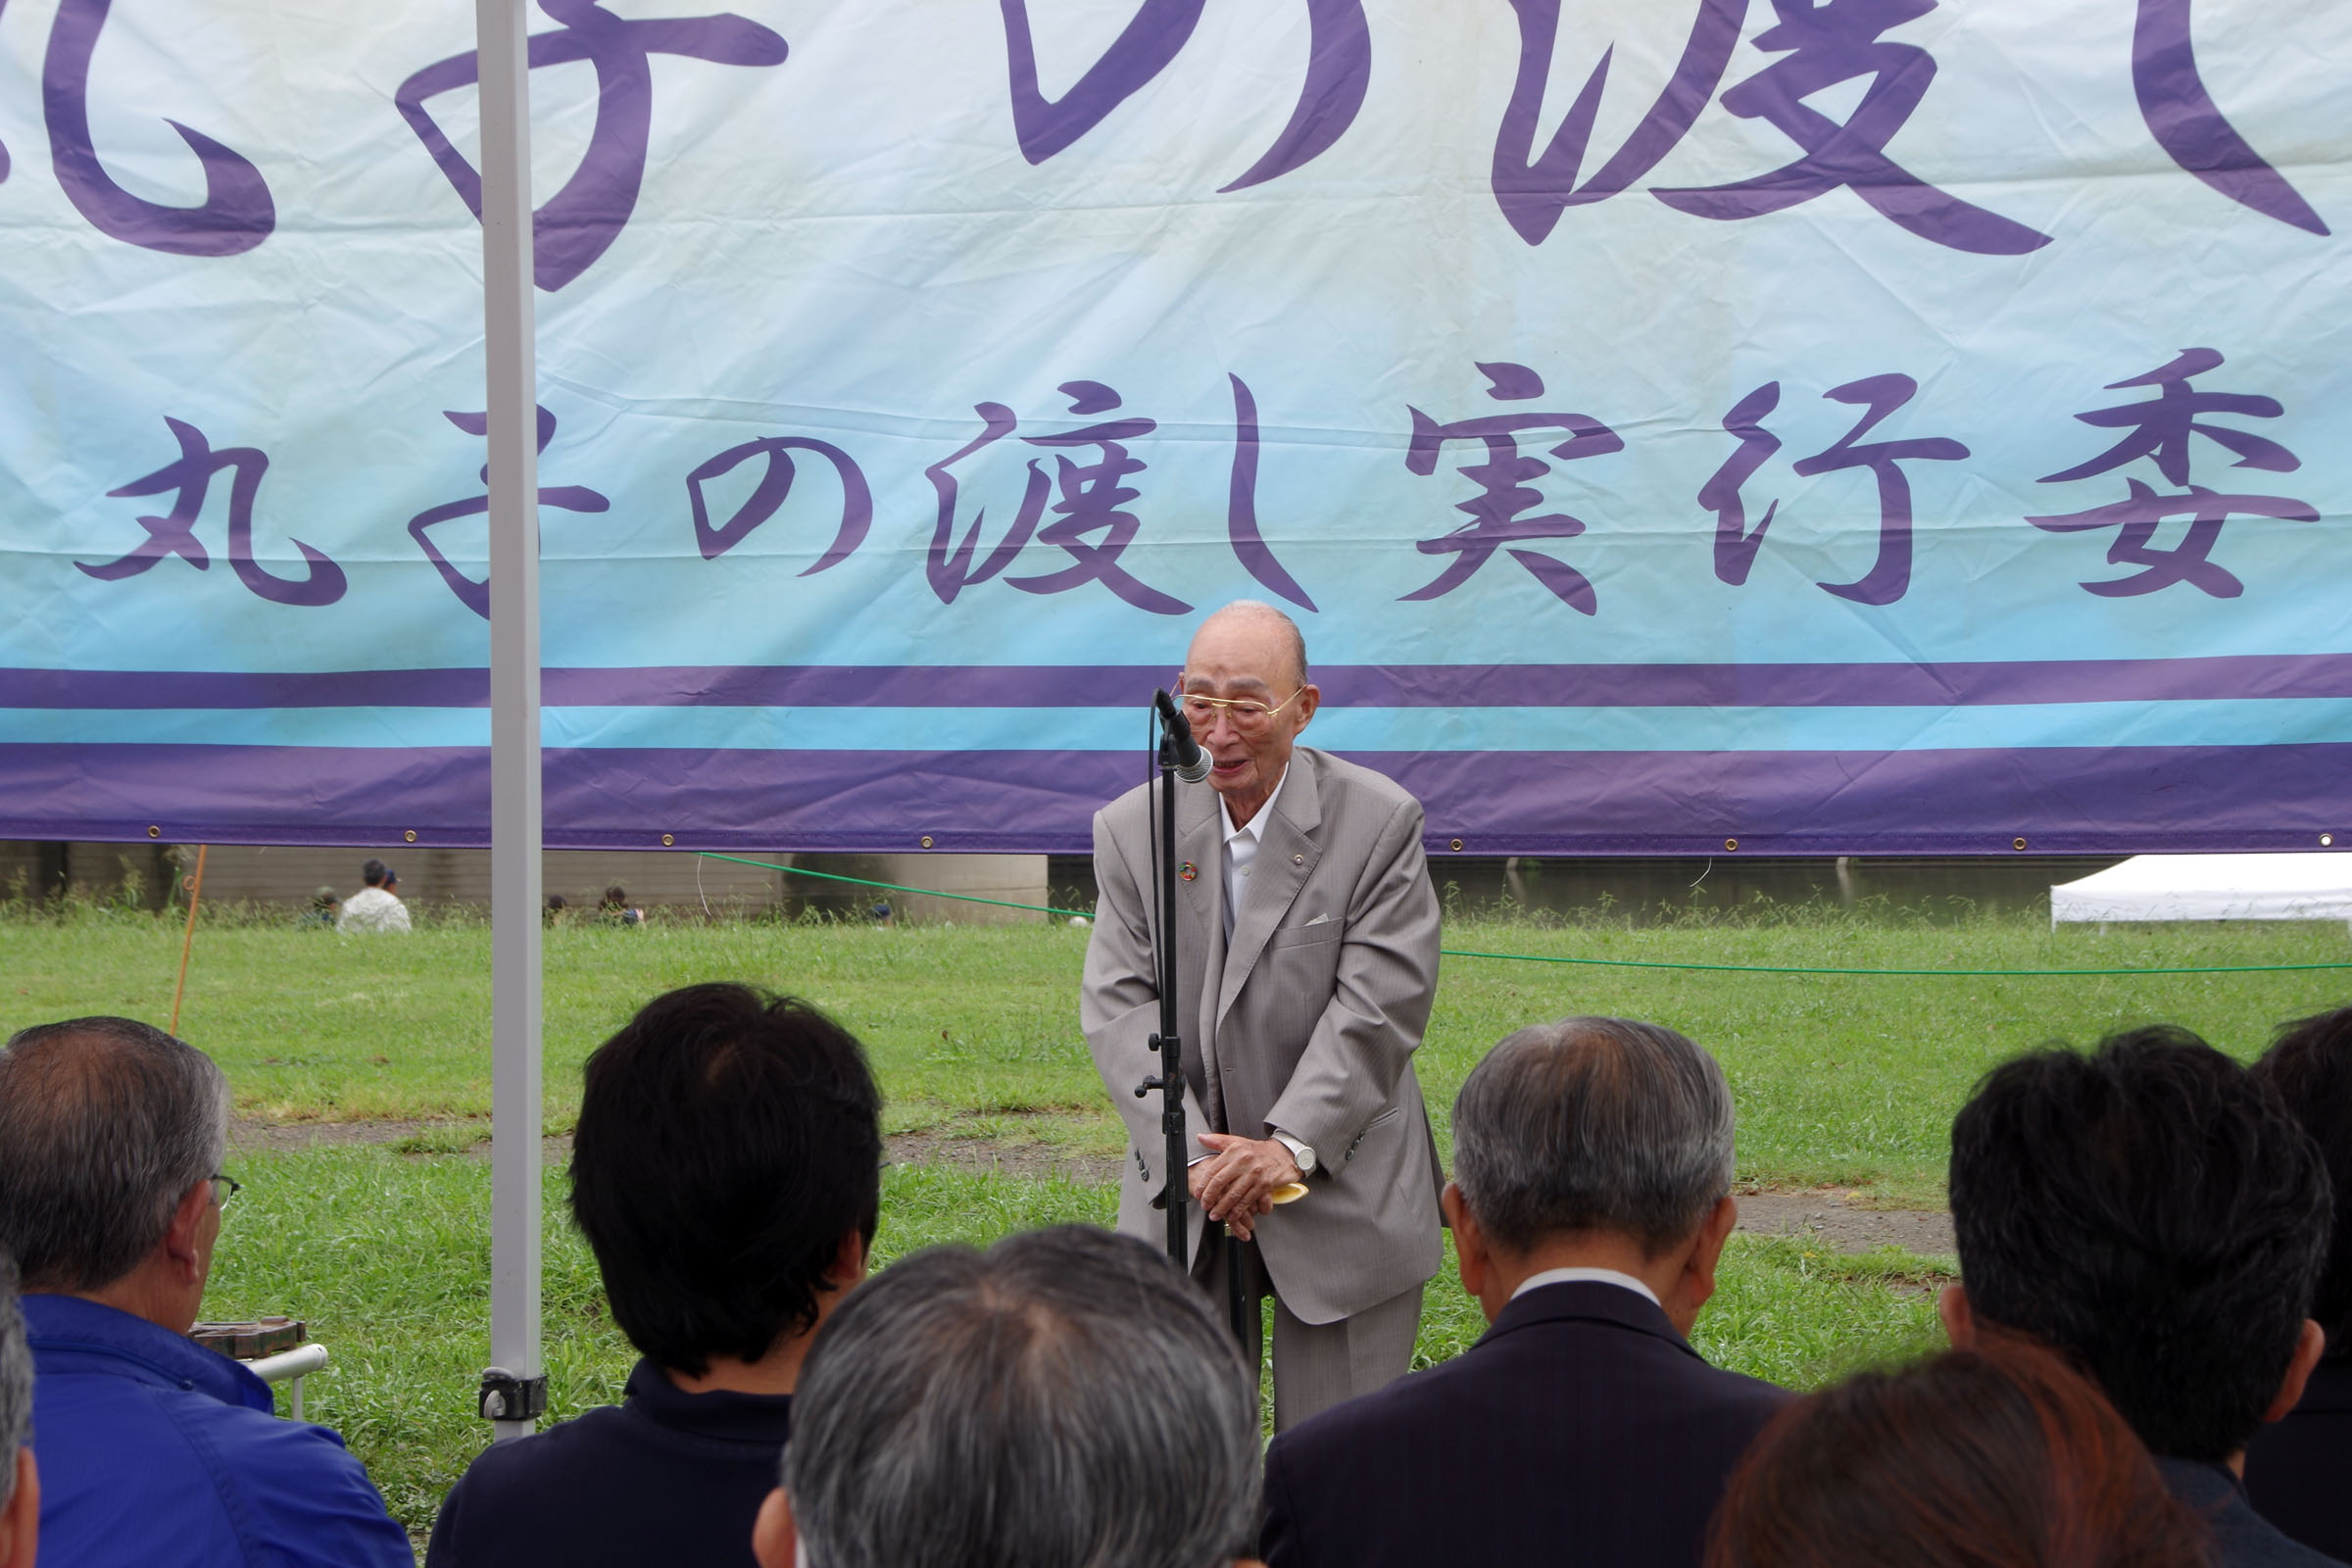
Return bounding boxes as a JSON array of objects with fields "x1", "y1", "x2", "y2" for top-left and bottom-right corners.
[
  {"x1": 1493, "y1": 0, "x2": 1746, "y2": 244},
  {"x1": 2133, "y1": 0, "x2": 2327, "y2": 236},
  {"x1": 1792, "y1": 373, "x2": 1967, "y2": 605},
  {"x1": 1400, "y1": 362, "x2": 1624, "y2": 614},
  {"x1": 1224, "y1": 374, "x2": 1316, "y2": 612},
  {"x1": 926, "y1": 403, "x2": 1047, "y2": 606},
  {"x1": 1697, "y1": 381, "x2": 1783, "y2": 585},
  {"x1": 1653, "y1": 0, "x2": 2050, "y2": 256},
  {"x1": 408, "y1": 406, "x2": 611, "y2": 618},
  {"x1": 2026, "y1": 349, "x2": 2317, "y2": 598},
  {"x1": 41, "y1": 0, "x2": 275, "y2": 257},
  {"x1": 924, "y1": 384, "x2": 1192, "y2": 614},
  {"x1": 687, "y1": 437, "x2": 871, "y2": 568},
  {"x1": 77, "y1": 417, "x2": 344, "y2": 606},
  {"x1": 397, "y1": 0, "x2": 787, "y2": 291},
  {"x1": 999, "y1": 0, "x2": 1369, "y2": 191}
]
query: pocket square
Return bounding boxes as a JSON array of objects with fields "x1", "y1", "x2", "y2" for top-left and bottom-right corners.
[{"x1": 1302, "y1": 912, "x2": 1335, "y2": 927}]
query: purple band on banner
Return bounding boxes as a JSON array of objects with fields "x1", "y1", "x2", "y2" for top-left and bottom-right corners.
[
  {"x1": 2, "y1": 743, "x2": 2343, "y2": 856},
  {"x1": 6, "y1": 654, "x2": 2352, "y2": 710}
]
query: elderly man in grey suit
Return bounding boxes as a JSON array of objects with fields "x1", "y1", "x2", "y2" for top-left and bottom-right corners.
[{"x1": 1082, "y1": 600, "x2": 1444, "y2": 1429}]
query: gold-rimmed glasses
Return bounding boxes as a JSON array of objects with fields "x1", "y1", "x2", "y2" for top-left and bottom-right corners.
[{"x1": 1180, "y1": 689, "x2": 1305, "y2": 734}]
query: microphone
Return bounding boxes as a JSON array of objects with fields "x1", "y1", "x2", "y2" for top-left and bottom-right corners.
[{"x1": 1153, "y1": 689, "x2": 1212, "y2": 783}]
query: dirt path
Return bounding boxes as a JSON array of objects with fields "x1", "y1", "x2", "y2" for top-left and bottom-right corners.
[{"x1": 233, "y1": 1118, "x2": 1953, "y2": 1255}]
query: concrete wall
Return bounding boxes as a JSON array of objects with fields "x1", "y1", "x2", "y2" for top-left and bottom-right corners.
[{"x1": 0, "y1": 841, "x2": 1058, "y2": 924}]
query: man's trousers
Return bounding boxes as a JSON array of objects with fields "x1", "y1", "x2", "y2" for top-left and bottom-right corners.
[{"x1": 1193, "y1": 1230, "x2": 1423, "y2": 1431}]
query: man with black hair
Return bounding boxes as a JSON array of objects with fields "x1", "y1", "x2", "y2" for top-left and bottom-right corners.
[
  {"x1": 2246, "y1": 1006, "x2": 2352, "y2": 1560},
  {"x1": 1944, "y1": 1025, "x2": 2338, "y2": 1567},
  {"x1": 426, "y1": 983, "x2": 883, "y2": 1568},
  {"x1": 337, "y1": 858, "x2": 411, "y2": 933}
]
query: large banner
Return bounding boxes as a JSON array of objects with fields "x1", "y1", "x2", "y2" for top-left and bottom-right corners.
[{"x1": 1, "y1": 0, "x2": 2345, "y2": 856}]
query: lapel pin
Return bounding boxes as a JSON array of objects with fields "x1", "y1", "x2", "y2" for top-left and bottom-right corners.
[
  {"x1": 1179, "y1": 861, "x2": 1198, "y2": 882},
  {"x1": 1292, "y1": 854, "x2": 1303, "y2": 865}
]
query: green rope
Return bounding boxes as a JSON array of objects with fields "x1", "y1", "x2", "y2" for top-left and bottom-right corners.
[
  {"x1": 1438, "y1": 947, "x2": 2352, "y2": 978},
  {"x1": 696, "y1": 853, "x2": 2352, "y2": 977},
  {"x1": 699, "y1": 852, "x2": 1097, "y2": 919}
]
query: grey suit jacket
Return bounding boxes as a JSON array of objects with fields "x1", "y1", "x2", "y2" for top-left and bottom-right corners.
[{"x1": 1081, "y1": 747, "x2": 1445, "y2": 1324}]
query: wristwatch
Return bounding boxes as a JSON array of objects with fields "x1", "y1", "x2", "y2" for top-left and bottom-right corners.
[{"x1": 1274, "y1": 1131, "x2": 1317, "y2": 1178}]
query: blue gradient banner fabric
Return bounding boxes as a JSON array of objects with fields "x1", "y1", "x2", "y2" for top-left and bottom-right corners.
[{"x1": 1, "y1": 0, "x2": 2345, "y2": 854}]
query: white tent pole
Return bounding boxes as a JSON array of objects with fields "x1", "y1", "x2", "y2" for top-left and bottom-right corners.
[{"x1": 476, "y1": 0, "x2": 544, "y2": 1443}]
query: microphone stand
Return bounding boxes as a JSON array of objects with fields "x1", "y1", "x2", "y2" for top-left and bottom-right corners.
[
  {"x1": 1134, "y1": 699, "x2": 1190, "y2": 1276},
  {"x1": 1134, "y1": 694, "x2": 1254, "y2": 1350}
]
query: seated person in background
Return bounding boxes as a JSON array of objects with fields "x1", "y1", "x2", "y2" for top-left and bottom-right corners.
[
  {"x1": 428, "y1": 984, "x2": 883, "y2": 1568},
  {"x1": 544, "y1": 892, "x2": 568, "y2": 926},
  {"x1": 336, "y1": 858, "x2": 411, "y2": 933},
  {"x1": 0, "y1": 1017, "x2": 411, "y2": 1568},
  {"x1": 598, "y1": 886, "x2": 643, "y2": 926},
  {"x1": 2247, "y1": 1006, "x2": 2352, "y2": 1559},
  {"x1": 1946, "y1": 1026, "x2": 2337, "y2": 1568},
  {"x1": 0, "y1": 1254, "x2": 37, "y2": 1568},
  {"x1": 754, "y1": 1225, "x2": 1262, "y2": 1568},
  {"x1": 1260, "y1": 1017, "x2": 1790, "y2": 1568},
  {"x1": 305, "y1": 887, "x2": 340, "y2": 927},
  {"x1": 1707, "y1": 1339, "x2": 2205, "y2": 1568}
]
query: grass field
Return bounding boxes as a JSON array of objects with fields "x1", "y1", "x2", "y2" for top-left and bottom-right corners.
[{"x1": 6, "y1": 895, "x2": 2349, "y2": 1533}]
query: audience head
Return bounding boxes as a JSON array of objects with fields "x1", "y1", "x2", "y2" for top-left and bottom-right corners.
[
  {"x1": 2254, "y1": 1006, "x2": 2352, "y2": 1363},
  {"x1": 761, "y1": 1226, "x2": 1261, "y2": 1568},
  {"x1": 361, "y1": 858, "x2": 393, "y2": 889},
  {"x1": 1947, "y1": 1025, "x2": 2331, "y2": 1461},
  {"x1": 602, "y1": 885, "x2": 627, "y2": 910},
  {"x1": 0, "y1": 1252, "x2": 35, "y2": 1568},
  {"x1": 0, "y1": 1015, "x2": 231, "y2": 1331},
  {"x1": 1446, "y1": 1016, "x2": 1738, "y2": 1328},
  {"x1": 311, "y1": 886, "x2": 338, "y2": 911},
  {"x1": 1708, "y1": 1338, "x2": 2205, "y2": 1568},
  {"x1": 568, "y1": 984, "x2": 882, "y2": 1378}
]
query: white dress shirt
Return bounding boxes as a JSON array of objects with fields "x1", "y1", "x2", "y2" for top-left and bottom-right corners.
[
  {"x1": 1509, "y1": 1265, "x2": 1662, "y2": 1307},
  {"x1": 1218, "y1": 761, "x2": 1289, "y2": 943}
]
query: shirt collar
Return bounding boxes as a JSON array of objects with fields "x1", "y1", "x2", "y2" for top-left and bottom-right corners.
[
  {"x1": 24, "y1": 1294, "x2": 272, "y2": 1411},
  {"x1": 1217, "y1": 762, "x2": 1290, "y2": 847},
  {"x1": 625, "y1": 1358, "x2": 796, "y2": 1446},
  {"x1": 1509, "y1": 1266, "x2": 1662, "y2": 1308}
]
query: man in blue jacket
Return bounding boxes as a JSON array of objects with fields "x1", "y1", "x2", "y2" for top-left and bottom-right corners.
[
  {"x1": 0, "y1": 1015, "x2": 412, "y2": 1568},
  {"x1": 0, "y1": 1253, "x2": 36, "y2": 1568}
]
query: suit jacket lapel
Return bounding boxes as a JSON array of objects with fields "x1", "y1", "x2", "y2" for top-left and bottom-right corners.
[
  {"x1": 1172, "y1": 781, "x2": 1226, "y2": 1127},
  {"x1": 1216, "y1": 755, "x2": 1325, "y2": 1027}
]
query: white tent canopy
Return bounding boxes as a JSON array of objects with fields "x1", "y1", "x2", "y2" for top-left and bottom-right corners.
[{"x1": 2051, "y1": 855, "x2": 2352, "y2": 928}]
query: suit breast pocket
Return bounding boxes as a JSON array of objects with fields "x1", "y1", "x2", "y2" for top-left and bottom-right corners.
[{"x1": 1268, "y1": 921, "x2": 1345, "y2": 951}]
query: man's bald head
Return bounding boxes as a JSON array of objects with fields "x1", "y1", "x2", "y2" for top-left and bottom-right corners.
[{"x1": 1189, "y1": 601, "x2": 1307, "y2": 689}]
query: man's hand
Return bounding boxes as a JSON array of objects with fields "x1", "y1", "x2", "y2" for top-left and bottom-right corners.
[{"x1": 1189, "y1": 1133, "x2": 1303, "y2": 1241}]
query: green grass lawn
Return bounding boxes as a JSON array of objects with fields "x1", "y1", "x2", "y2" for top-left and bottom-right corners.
[
  {"x1": 8, "y1": 899, "x2": 2345, "y2": 1200},
  {"x1": 6, "y1": 898, "x2": 2349, "y2": 1533}
]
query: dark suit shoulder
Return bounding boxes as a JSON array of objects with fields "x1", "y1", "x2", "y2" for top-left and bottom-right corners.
[
  {"x1": 1264, "y1": 1295, "x2": 1791, "y2": 1568},
  {"x1": 1276, "y1": 1288, "x2": 1788, "y2": 1463}
]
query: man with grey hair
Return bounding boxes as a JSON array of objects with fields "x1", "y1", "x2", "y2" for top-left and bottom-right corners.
[
  {"x1": 0, "y1": 1016, "x2": 410, "y2": 1568},
  {"x1": 1260, "y1": 1017, "x2": 1789, "y2": 1568},
  {"x1": 750, "y1": 1225, "x2": 1266, "y2": 1568},
  {"x1": 0, "y1": 1254, "x2": 37, "y2": 1568},
  {"x1": 1084, "y1": 600, "x2": 1445, "y2": 1429}
]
